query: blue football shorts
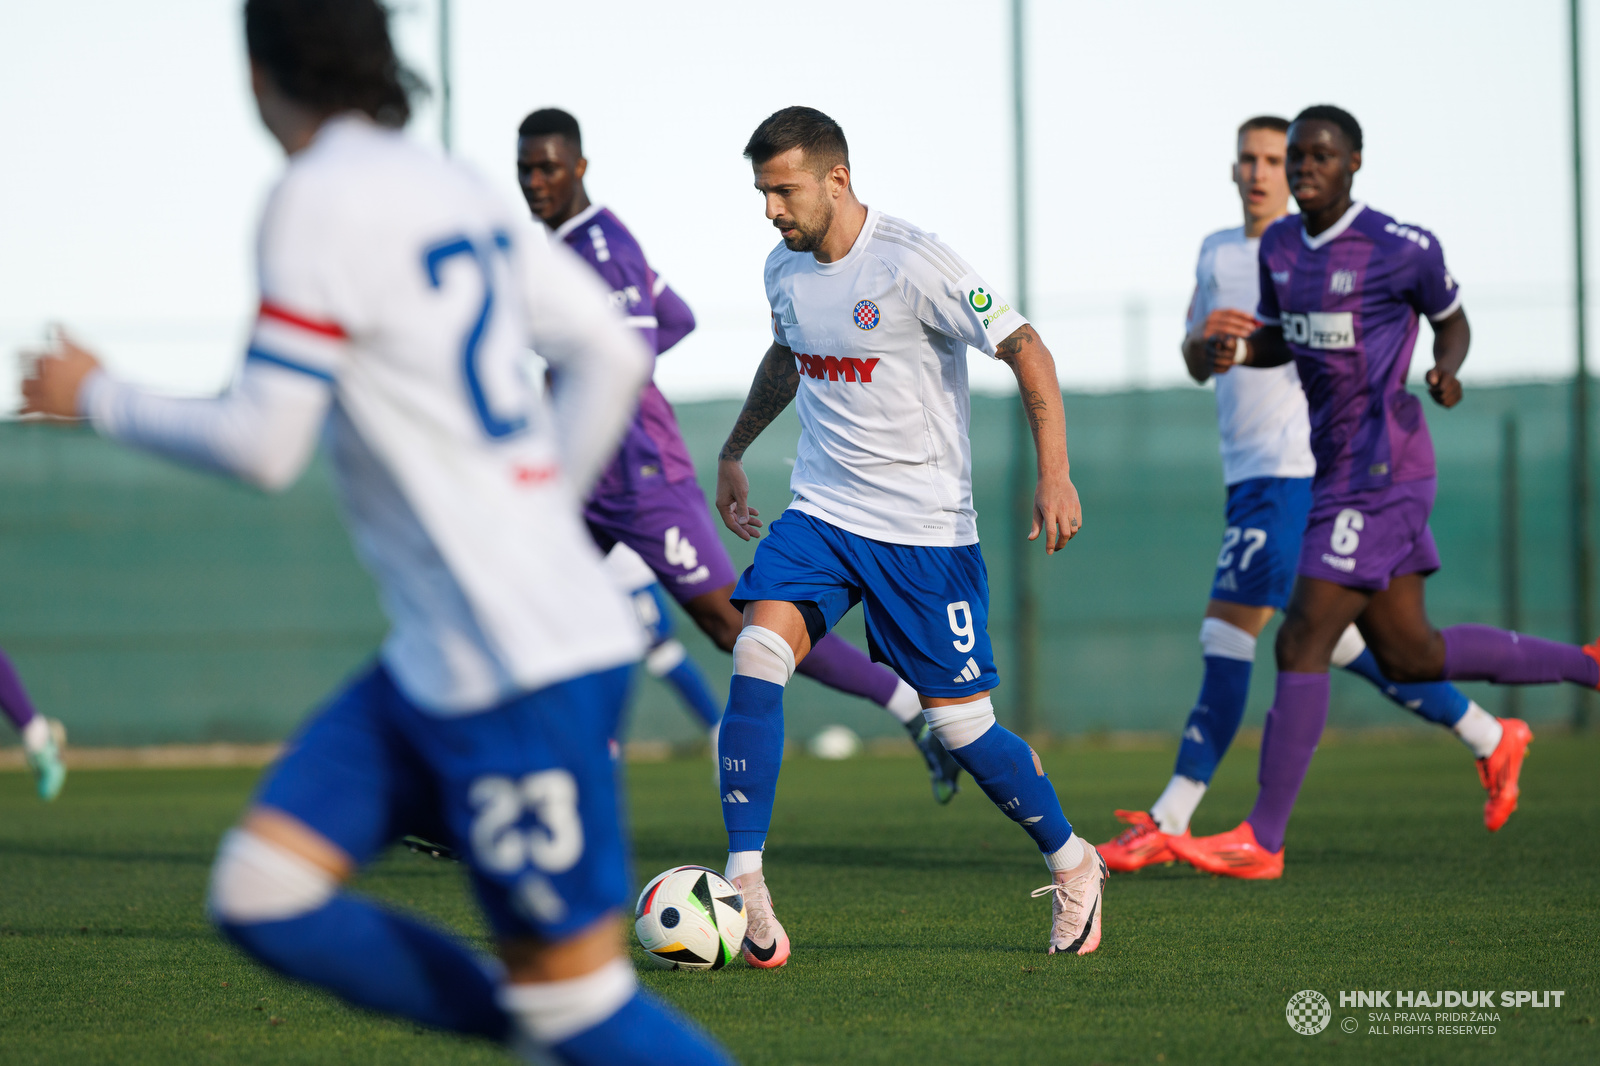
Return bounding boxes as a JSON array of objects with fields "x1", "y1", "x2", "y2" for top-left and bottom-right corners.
[
  {"x1": 731, "y1": 509, "x2": 997, "y2": 698},
  {"x1": 256, "y1": 661, "x2": 635, "y2": 942},
  {"x1": 1208, "y1": 476, "x2": 1314, "y2": 610}
]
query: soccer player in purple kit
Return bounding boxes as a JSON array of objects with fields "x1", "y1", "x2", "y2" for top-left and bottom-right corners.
[
  {"x1": 515, "y1": 109, "x2": 961, "y2": 799},
  {"x1": 1171, "y1": 105, "x2": 1600, "y2": 879}
]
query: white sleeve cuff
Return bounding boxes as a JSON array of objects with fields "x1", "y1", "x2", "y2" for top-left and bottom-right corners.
[{"x1": 1427, "y1": 292, "x2": 1464, "y2": 322}]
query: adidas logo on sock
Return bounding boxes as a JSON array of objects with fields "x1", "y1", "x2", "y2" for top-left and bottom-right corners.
[
  {"x1": 954, "y1": 656, "x2": 981, "y2": 683},
  {"x1": 1184, "y1": 725, "x2": 1205, "y2": 744},
  {"x1": 723, "y1": 790, "x2": 749, "y2": 804}
]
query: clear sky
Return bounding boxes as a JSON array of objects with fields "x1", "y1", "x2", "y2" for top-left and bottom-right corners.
[{"x1": 0, "y1": 0, "x2": 1593, "y2": 403}]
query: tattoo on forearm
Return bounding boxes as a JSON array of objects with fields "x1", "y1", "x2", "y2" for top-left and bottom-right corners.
[
  {"x1": 720, "y1": 345, "x2": 799, "y2": 460},
  {"x1": 1020, "y1": 387, "x2": 1049, "y2": 439},
  {"x1": 994, "y1": 324, "x2": 1037, "y2": 363}
]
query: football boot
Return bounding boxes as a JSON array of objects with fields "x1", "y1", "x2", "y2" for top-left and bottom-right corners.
[
  {"x1": 1477, "y1": 717, "x2": 1532, "y2": 832},
  {"x1": 732, "y1": 870, "x2": 790, "y2": 968},
  {"x1": 1032, "y1": 845, "x2": 1108, "y2": 955},
  {"x1": 1096, "y1": 809, "x2": 1183, "y2": 872},
  {"x1": 1168, "y1": 820, "x2": 1283, "y2": 880}
]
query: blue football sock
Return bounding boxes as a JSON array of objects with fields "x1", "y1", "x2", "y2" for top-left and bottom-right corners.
[
  {"x1": 1173, "y1": 655, "x2": 1254, "y2": 784},
  {"x1": 663, "y1": 656, "x2": 720, "y2": 729},
  {"x1": 1341, "y1": 648, "x2": 1469, "y2": 727},
  {"x1": 218, "y1": 894, "x2": 507, "y2": 1040},
  {"x1": 553, "y1": 990, "x2": 734, "y2": 1066},
  {"x1": 718, "y1": 674, "x2": 785, "y2": 853},
  {"x1": 947, "y1": 723, "x2": 1073, "y2": 854}
]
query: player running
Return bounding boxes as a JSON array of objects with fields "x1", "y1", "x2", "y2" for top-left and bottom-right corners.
[
  {"x1": 714, "y1": 107, "x2": 1106, "y2": 964},
  {"x1": 0, "y1": 648, "x2": 65, "y2": 801},
  {"x1": 516, "y1": 108, "x2": 960, "y2": 800},
  {"x1": 1172, "y1": 105, "x2": 1600, "y2": 880},
  {"x1": 21, "y1": 3, "x2": 730, "y2": 1062},
  {"x1": 1099, "y1": 116, "x2": 1520, "y2": 874}
]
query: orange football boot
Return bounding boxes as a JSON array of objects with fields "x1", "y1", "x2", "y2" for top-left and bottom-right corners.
[
  {"x1": 1168, "y1": 820, "x2": 1283, "y2": 880},
  {"x1": 1097, "y1": 810, "x2": 1182, "y2": 872},
  {"x1": 1477, "y1": 717, "x2": 1532, "y2": 832}
]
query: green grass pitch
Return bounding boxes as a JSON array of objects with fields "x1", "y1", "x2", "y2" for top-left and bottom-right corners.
[{"x1": 1, "y1": 734, "x2": 1596, "y2": 1064}]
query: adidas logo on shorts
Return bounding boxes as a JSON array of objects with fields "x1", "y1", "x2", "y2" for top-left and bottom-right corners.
[{"x1": 953, "y1": 657, "x2": 981, "y2": 683}]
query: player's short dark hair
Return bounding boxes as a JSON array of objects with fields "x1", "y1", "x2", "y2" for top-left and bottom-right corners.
[
  {"x1": 1293, "y1": 105, "x2": 1363, "y2": 152},
  {"x1": 518, "y1": 108, "x2": 582, "y2": 151},
  {"x1": 1237, "y1": 115, "x2": 1290, "y2": 138},
  {"x1": 744, "y1": 107, "x2": 849, "y2": 175},
  {"x1": 244, "y1": 0, "x2": 421, "y2": 127}
]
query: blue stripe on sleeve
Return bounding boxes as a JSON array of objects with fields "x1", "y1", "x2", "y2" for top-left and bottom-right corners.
[{"x1": 246, "y1": 347, "x2": 336, "y2": 384}]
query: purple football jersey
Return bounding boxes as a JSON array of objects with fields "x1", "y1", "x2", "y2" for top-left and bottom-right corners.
[
  {"x1": 555, "y1": 205, "x2": 699, "y2": 499},
  {"x1": 1256, "y1": 203, "x2": 1462, "y2": 498}
]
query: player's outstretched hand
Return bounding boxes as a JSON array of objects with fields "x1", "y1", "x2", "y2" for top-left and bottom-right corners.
[
  {"x1": 716, "y1": 458, "x2": 764, "y2": 541},
  {"x1": 20, "y1": 329, "x2": 101, "y2": 419},
  {"x1": 1033, "y1": 472, "x2": 1082, "y2": 555},
  {"x1": 1425, "y1": 365, "x2": 1463, "y2": 408},
  {"x1": 1203, "y1": 309, "x2": 1259, "y2": 340}
]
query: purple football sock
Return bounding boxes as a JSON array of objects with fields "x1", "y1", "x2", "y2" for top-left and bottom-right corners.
[
  {"x1": 0, "y1": 648, "x2": 38, "y2": 731},
  {"x1": 1245, "y1": 672, "x2": 1330, "y2": 854},
  {"x1": 796, "y1": 633, "x2": 900, "y2": 706},
  {"x1": 1441, "y1": 624, "x2": 1599, "y2": 687}
]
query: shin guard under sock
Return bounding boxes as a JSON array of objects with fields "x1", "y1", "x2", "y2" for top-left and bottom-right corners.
[
  {"x1": 718, "y1": 674, "x2": 784, "y2": 852},
  {"x1": 948, "y1": 722, "x2": 1073, "y2": 855}
]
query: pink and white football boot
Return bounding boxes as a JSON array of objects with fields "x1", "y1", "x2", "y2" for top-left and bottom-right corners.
[
  {"x1": 1032, "y1": 845, "x2": 1108, "y2": 955},
  {"x1": 732, "y1": 870, "x2": 790, "y2": 968}
]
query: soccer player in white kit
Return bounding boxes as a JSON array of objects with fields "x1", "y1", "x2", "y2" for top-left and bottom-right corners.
[
  {"x1": 713, "y1": 108, "x2": 1106, "y2": 963},
  {"x1": 1098, "y1": 116, "x2": 1520, "y2": 877},
  {"x1": 20, "y1": 2, "x2": 730, "y2": 1062}
]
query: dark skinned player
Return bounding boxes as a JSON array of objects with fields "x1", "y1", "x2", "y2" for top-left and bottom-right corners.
[
  {"x1": 1169, "y1": 105, "x2": 1600, "y2": 878},
  {"x1": 515, "y1": 109, "x2": 962, "y2": 800}
]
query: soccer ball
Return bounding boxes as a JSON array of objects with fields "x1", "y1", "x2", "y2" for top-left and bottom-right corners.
[{"x1": 634, "y1": 865, "x2": 747, "y2": 970}]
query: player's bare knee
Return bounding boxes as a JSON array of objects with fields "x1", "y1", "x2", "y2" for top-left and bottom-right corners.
[{"x1": 207, "y1": 828, "x2": 337, "y2": 928}]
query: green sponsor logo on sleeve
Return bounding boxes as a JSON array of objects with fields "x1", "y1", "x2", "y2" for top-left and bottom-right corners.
[{"x1": 968, "y1": 287, "x2": 993, "y2": 313}]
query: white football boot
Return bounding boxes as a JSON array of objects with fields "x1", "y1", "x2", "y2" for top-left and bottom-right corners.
[
  {"x1": 1031, "y1": 846, "x2": 1108, "y2": 955},
  {"x1": 732, "y1": 870, "x2": 790, "y2": 968}
]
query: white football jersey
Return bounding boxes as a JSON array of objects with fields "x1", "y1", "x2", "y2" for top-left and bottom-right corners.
[
  {"x1": 1188, "y1": 225, "x2": 1316, "y2": 485},
  {"x1": 765, "y1": 208, "x2": 1027, "y2": 546},
  {"x1": 98, "y1": 117, "x2": 646, "y2": 714}
]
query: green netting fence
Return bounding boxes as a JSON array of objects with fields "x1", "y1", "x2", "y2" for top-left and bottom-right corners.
[{"x1": 0, "y1": 381, "x2": 1591, "y2": 748}]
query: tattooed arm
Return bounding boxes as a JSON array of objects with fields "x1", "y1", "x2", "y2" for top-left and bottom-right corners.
[
  {"x1": 715, "y1": 341, "x2": 800, "y2": 540},
  {"x1": 995, "y1": 325, "x2": 1082, "y2": 554}
]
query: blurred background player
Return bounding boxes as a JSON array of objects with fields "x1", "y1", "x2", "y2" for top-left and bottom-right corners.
[
  {"x1": 605, "y1": 543, "x2": 721, "y2": 738},
  {"x1": 1099, "y1": 116, "x2": 1511, "y2": 873},
  {"x1": 1175, "y1": 105, "x2": 1600, "y2": 879},
  {"x1": 516, "y1": 108, "x2": 961, "y2": 801},
  {"x1": 0, "y1": 648, "x2": 65, "y2": 800},
  {"x1": 714, "y1": 107, "x2": 1105, "y2": 964},
  {"x1": 20, "y1": 2, "x2": 731, "y2": 1062}
]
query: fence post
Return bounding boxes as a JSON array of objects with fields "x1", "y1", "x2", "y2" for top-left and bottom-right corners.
[{"x1": 1501, "y1": 414, "x2": 1522, "y2": 719}]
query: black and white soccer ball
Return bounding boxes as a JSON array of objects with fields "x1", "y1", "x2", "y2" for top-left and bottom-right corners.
[{"x1": 633, "y1": 865, "x2": 747, "y2": 970}]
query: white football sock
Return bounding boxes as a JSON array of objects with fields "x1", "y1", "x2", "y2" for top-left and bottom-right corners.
[
  {"x1": 725, "y1": 850, "x2": 763, "y2": 881},
  {"x1": 1149, "y1": 774, "x2": 1208, "y2": 835},
  {"x1": 1329, "y1": 623, "x2": 1368, "y2": 668},
  {"x1": 1453, "y1": 702, "x2": 1503, "y2": 759},
  {"x1": 500, "y1": 957, "x2": 636, "y2": 1049},
  {"x1": 884, "y1": 679, "x2": 922, "y2": 725},
  {"x1": 20, "y1": 715, "x2": 51, "y2": 754},
  {"x1": 1045, "y1": 834, "x2": 1086, "y2": 872}
]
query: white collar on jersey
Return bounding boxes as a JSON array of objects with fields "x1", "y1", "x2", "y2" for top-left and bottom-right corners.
[
  {"x1": 553, "y1": 203, "x2": 605, "y2": 242},
  {"x1": 808, "y1": 205, "x2": 879, "y2": 276},
  {"x1": 1300, "y1": 201, "x2": 1366, "y2": 251}
]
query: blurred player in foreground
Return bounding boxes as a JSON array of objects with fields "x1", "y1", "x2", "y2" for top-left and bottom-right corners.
[
  {"x1": 1099, "y1": 116, "x2": 1519, "y2": 874},
  {"x1": 516, "y1": 108, "x2": 960, "y2": 799},
  {"x1": 0, "y1": 649, "x2": 65, "y2": 800},
  {"x1": 22, "y1": 2, "x2": 730, "y2": 1062},
  {"x1": 714, "y1": 107, "x2": 1105, "y2": 964},
  {"x1": 1173, "y1": 105, "x2": 1599, "y2": 879}
]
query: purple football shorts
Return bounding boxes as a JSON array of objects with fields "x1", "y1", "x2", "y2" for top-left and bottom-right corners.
[
  {"x1": 586, "y1": 477, "x2": 738, "y2": 604},
  {"x1": 1297, "y1": 478, "x2": 1441, "y2": 591}
]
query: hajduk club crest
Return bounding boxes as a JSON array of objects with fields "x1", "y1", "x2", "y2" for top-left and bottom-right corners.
[{"x1": 853, "y1": 300, "x2": 880, "y2": 330}]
